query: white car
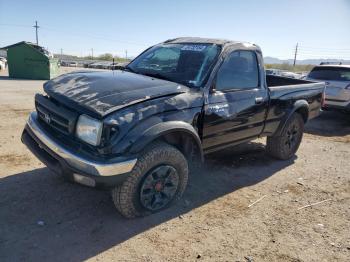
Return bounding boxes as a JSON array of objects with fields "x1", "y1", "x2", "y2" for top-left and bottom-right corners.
[
  {"x1": 306, "y1": 65, "x2": 350, "y2": 112},
  {"x1": 69, "y1": 61, "x2": 78, "y2": 67},
  {"x1": 266, "y1": 69, "x2": 301, "y2": 79},
  {"x1": 280, "y1": 71, "x2": 301, "y2": 79},
  {"x1": 0, "y1": 57, "x2": 7, "y2": 70},
  {"x1": 265, "y1": 68, "x2": 283, "y2": 76}
]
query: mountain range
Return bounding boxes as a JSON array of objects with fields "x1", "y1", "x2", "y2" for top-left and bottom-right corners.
[{"x1": 264, "y1": 56, "x2": 350, "y2": 65}]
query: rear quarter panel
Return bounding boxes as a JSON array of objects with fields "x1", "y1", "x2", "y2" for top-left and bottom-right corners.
[{"x1": 263, "y1": 82, "x2": 325, "y2": 136}]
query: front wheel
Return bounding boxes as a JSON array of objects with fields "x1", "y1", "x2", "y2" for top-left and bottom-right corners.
[
  {"x1": 266, "y1": 113, "x2": 304, "y2": 160},
  {"x1": 112, "y1": 142, "x2": 188, "y2": 218}
]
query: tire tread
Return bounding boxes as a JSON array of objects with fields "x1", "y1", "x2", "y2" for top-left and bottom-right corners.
[
  {"x1": 266, "y1": 113, "x2": 304, "y2": 160},
  {"x1": 112, "y1": 142, "x2": 188, "y2": 218}
]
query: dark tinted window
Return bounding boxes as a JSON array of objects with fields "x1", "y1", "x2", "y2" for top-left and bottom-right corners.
[
  {"x1": 308, "y1": 66, "x2": 350, "y2": 81},
  {"x1": 216, "y1": 50, "x2": 259, "y2": 90}
]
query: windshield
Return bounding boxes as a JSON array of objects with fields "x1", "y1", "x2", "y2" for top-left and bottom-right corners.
[
  {"x1": 127, "y1": 43, "x2": 221, "y2": 87},
  {"x1": 308, "y1": 66, "x2": 350, "y2": 81}
]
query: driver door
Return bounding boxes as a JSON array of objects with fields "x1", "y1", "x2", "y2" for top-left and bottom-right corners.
[{"x1": 202, "y1": 50, "x2": 268, "y2": 153}]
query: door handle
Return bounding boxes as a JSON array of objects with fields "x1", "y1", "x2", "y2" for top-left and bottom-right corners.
[{"x1": 255, "y1": 97, "x2": 264, "y2": 104}]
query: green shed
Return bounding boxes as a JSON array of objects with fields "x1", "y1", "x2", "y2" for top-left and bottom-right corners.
[{"x1": 1, "y1": 41, "x2": 59, "y2": 80}]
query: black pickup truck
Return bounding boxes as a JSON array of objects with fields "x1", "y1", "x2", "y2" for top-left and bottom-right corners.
[{"x1": 22, "y1": 38, "x2": 325, "y2": 218}]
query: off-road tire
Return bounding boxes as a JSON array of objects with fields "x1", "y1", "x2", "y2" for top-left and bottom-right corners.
[
  {"x1": 266, "y1": 113, "x2": 304, "y2": 160},
  {"x1": 112, "y1": 142, "x2": 188, "y2": 218}
]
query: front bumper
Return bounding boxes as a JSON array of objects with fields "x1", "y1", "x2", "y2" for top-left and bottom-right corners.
[{"x1": 22, "y1": 112, "x2": 137, "y2": 187}]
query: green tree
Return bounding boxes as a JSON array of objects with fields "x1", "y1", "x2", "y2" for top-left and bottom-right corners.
[{"x1": 98, "y1": 53, "x2": 114, "y2": 61}]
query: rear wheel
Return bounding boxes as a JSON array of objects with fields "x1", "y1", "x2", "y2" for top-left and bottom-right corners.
[
  {"x1": 112, "y1": 142, "x2": 188, "y2": 218},
  {"x1": 266, "y1": 113, "x2": 304, "y2": 160}
]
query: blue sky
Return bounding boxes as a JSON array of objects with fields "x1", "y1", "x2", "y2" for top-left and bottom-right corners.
[{"x1": 1, "y1": 0, "x2": 350, "y2": 59}]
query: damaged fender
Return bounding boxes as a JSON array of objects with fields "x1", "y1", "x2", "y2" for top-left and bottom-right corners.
[{"x1": 129, "y1": 121, "x2": 203, "y2": 160}]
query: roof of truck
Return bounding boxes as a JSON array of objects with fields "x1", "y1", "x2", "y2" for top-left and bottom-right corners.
[{"x1": 163, "y1": 37, "x2": 257, "y2": 49}]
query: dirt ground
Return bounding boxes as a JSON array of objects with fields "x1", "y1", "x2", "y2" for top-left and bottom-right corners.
[{"x1": 0, "y1": 68, "x2": 349, "y2": 262}]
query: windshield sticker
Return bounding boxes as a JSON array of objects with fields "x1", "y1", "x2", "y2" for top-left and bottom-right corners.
[{"x1": 181, "y1": 45, "x2": 207, "y2": 52}]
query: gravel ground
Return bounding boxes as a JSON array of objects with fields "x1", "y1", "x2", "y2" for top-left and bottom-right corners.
[{"x1": 0, "y1": 68, "x2": 349, "y2": 262}]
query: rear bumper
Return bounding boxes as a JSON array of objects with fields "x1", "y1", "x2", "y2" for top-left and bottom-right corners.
[
  {"x1": 21, "y1": 112, "x2": 137, "y2": 187},
  {"x1": 324, "y1": 99, "x2": 350, "y2": 111}
]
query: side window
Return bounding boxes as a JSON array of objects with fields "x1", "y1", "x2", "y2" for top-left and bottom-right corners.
[{"x1": 215, "y1": 50, "x2": 259, "y2": 91}]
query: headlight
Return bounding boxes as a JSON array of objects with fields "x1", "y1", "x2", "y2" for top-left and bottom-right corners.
[{"x1": 76, "y1": 114, "x2": 102, "y2": 146}]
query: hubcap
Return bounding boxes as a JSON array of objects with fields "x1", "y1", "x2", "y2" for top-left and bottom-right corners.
[
  {"x1": 285, "y1": 123, "x2": 299, "y2": 149},
  {"x1": 140, "y1": 165, "x2": 179, "y2": 211}
]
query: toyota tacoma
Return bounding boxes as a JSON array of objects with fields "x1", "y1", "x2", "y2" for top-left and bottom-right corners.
[{"x1": 22, "y1": 37, "x2": 325, "y2": 218}]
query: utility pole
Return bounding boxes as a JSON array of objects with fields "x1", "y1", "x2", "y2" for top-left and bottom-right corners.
[
  {"x1": 125, "y1": 50, "x2": 128, "y2": 60},
  {"x1": 33, "y1": 21, "x2": 39, "y2": 45},
  {"x1": 91, "y1": 48, "x2": 94, "y2": 59},
  {"x1": 293, "y1": 43, "x2": 298, "y2": 67}
]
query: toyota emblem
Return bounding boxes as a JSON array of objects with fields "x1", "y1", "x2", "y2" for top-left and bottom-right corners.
[{"x1": 43, "y1": 113, "x2": 51, "y2": 124}]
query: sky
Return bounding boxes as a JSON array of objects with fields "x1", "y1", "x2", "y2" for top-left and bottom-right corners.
[{"x1": 1, "y1": 0, "x2": 350, "y2": 60}]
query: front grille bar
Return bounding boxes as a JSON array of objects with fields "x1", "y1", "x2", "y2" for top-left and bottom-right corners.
[{"x1": 35, "y1": 94, "x2": 78, "y2": 134}]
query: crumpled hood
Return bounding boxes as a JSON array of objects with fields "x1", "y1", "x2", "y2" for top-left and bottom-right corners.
[{"x1": 44, "y1": 70, "x2": 189, "y2": 117}]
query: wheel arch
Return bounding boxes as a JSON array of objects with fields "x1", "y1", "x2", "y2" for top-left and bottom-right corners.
[
  {"x1": 129, "y1": 121, "x2": 204, "y2": 164},
  {"x1": 274, "y1": 100, "x2": 309, "y2": 136}
]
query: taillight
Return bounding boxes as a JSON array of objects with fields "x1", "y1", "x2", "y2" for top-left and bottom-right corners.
[{"x1": 321, "y1": 91, "x2": 325, "y2": 107}]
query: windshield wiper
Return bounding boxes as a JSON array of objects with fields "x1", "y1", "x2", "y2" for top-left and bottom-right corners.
[
  {"x1": 120, "y1": 67, "x2": 171, "y2": 82},
  {"x1": 142, "y1": 72, "x2": 171, "y2": 82},
  {"x1": 124, "y1": 66, "x2": 137, "y2": 73}
]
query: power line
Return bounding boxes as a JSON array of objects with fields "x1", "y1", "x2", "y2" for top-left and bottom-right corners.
[
  {"x1": 297, "y1": 51, "x2": 350, "y2": 56},
  {"x1": 298, "y1": 55, "x2": 350, "y2": 59},
  {"x1": 297, "y1": 46, "x2": 350, "y2": 51},
  {"x1": 299, "y1": 50, "x2": 350, "y2": 54},
  {"x1": 39, "y1": 26, "x2": 149, "y2": 47},
  {"x1": 298, "y1": 48, "x2": 350, "y2": 53},
  {"x1": 0, "y1": 23, "x2": 32, "y2": 28},
  {"x1": 291, "y1": 43, "x2": 350, "y2": 60},
  {"x1": 297, "y1": 50, "x2": 350, "y2": 54},
  {"x1": 298, "y1": 51, "x2": 350, "y2": 55},
  {"x1": 298, "y1": 54, "x2": 350, "y2": 59},
  {"x1": 4, "y1": 22, "x2": 349, "y2": 60},
  {"x1": 1, "y1": 22, "x2": 150, "y2": 48}
]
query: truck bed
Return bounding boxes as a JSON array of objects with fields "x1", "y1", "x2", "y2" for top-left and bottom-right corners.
[
  {"x1": 266, "y1": 75, "x2": 311, "y2": 87},
  {"x1": 267, "y1": 75, "x2": 324, "y2": 97},
  {"x1": 266, "y1": 75, "x2": 325, "y2": 121}
]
